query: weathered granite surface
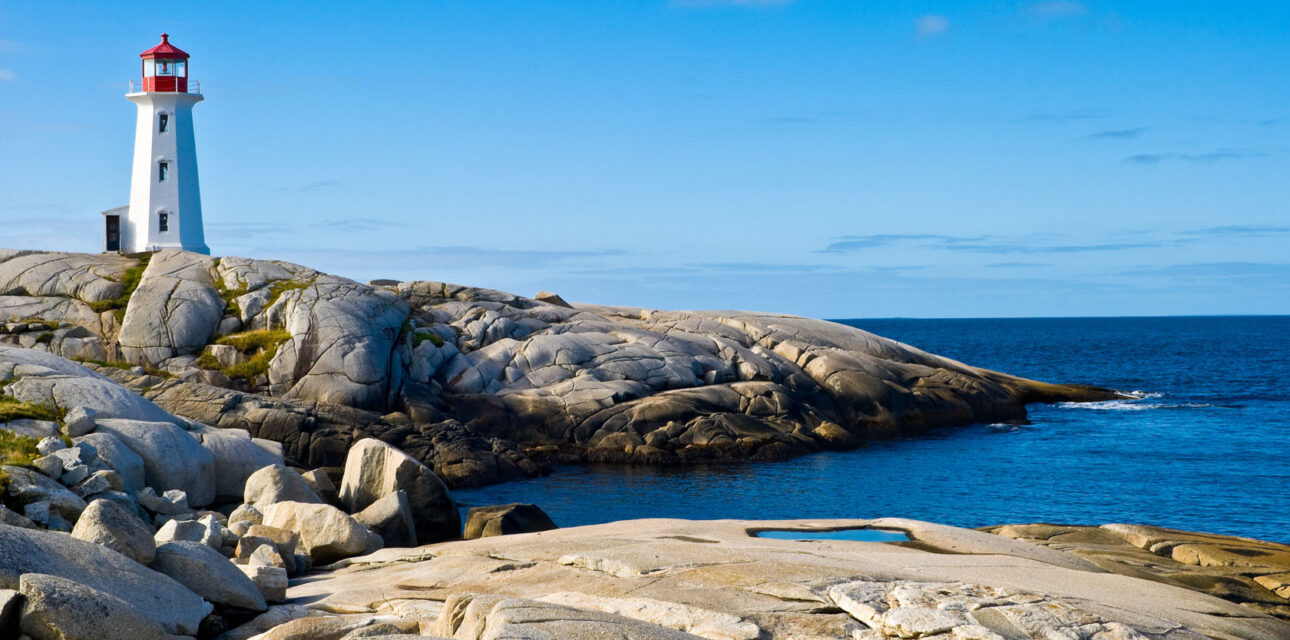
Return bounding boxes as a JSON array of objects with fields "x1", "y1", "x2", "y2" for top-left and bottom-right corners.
[
  {"x1": 986, "y1": 522, "x2": 1290, "y2": 621},
  {"x1": 1, "y1": 249, "x2": 1120, "y2": 488},
  {"x1": 283, "y1": 518, "x2": 1290, "y2": 640}
]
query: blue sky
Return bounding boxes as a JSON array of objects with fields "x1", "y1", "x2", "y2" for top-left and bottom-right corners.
[{"x1": 2, "y1": 1, "x2": 1287, "y2": 318}]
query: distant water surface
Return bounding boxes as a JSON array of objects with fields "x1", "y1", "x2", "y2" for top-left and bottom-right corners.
[{"x1": 455, "y1": 316, "x2": 1290, "y2": 543}]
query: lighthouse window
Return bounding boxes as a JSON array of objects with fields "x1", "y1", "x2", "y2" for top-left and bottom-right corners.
[
  {"x1": 144, "y1": 59, "x2": 155, "y2": 77},
  {"x1": 157, "y1": 60, "x2": 173, "y2": 76},
  {"x1": 159, "y1": 114, "x2": 169, "y2": 133},
  {"x1": 158, "y1": 213, "x2": 169, "y2": 232},
  {"x1": 158, "y1": 162, "x2": 169, "y2": 182},
  {"x1": 175, "y1": 61, "x2": 186, "y2": 77}
]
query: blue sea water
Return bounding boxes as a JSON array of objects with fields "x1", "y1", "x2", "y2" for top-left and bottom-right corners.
[{"x1": 455, "y1": 316, "x2": 1290, "y2": 543}]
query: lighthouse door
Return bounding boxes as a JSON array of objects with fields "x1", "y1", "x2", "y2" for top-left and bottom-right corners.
[{"x1": 105, "y1": 215, "x2": 121, "y2": 252}]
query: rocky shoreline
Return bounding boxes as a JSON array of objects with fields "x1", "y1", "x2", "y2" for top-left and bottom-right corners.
[
  {"x1": 6, "y1": 248, "x2": 1285, "y2": 638},
  {"x1": 1, "y1": 249, "x2": 1120, "y2": 488}
]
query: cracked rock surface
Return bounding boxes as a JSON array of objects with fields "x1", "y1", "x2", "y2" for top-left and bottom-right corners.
[
  {"x1": 2, "y1": 249, "x2": 1118, "y2": 488},
  {"x1": 282, "y1": 518, "x2": 1290, "y2": 640}
]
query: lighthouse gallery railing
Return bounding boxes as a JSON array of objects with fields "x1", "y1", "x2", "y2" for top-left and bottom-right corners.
[{"x1": 128, "y1": 80, "x2": 201, "y2": 94}]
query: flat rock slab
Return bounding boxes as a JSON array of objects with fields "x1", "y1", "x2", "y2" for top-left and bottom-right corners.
[{"x1": 288, "y1": 518, "x2": 1290, "y2": 640}]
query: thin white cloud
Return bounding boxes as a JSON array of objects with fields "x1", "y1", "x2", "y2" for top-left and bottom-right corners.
[
  {"x1": 0, "y1": 69, "x2": 16, "y2": 82},
  {"x1": 915, "y1": 15, "x2": 950, "y2": 37}
]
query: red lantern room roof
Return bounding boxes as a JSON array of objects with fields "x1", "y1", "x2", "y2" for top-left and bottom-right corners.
[{"x1": 140, "y1": 33, "x2": 189, "y2": 60}]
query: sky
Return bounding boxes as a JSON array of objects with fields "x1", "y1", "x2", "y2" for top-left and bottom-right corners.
[{"x1": 1, "y1": 1, "x2": 1287, "y2": 318}]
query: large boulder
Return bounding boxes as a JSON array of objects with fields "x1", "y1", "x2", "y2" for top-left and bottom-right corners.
[
  {"x1": 260, "y1": 501, "x2": 382, "y2": 564},
  {"x1": 265, "y1": 276, "x2": 410, "y2": 410},
  {"x1": 352, "y1": 490, "x2": 417, "y2": 548},
  {"x1": 0, "y1": 251, "x2": 132, "y2": 303},
  {"x1": 151, "y1": 540, "x2": 267, "y2": 612},
  {"x1": 70, "y1": 498, "x2": 156, "y2": 564},
  {"x1": 92, "y1": 418, "x2": 216, "y2": 507},
  {"x1": 18, "y1": 573, "x2": 179, "y2": 640},
  {"x1": 339, "y1": 438, "x2": 459, "y2": 544},
  {"x1": 200, "y1": 430, "x2": 284, "y2": 502},
  {"x1": 118, "y1": 250, "x2": 223, "y2": 365},
  {"x1": 462, "y1": 503, "x2": 557, "y2": 540},
  {"x1": 0, "y1": 523, "x2": 211, "y2": 634},
  {"x1": 244, "y1": 464, "x2": 323, "y2": 508}
]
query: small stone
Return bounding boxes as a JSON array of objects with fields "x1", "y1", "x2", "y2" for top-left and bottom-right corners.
[
  {"x1": 138, "y1": 486, "x2": 190, "y2": 515},
  {"x1": 248, "y1": 543, "x2": 286, "y2": 568},
  {"x1": 236, "y1": 564, "x2": 288, "y2": 603},
  {"x1": 72, "y1": 469, "x2": 124, "y2": 498},
  {"x1": 35, "y1": 436, "x2": 67, "y2": 456},
  {"x1": 31, "y1": 455, "x2": 63, "y2": 478},
  {"x1": 63, "y1": 406, "x2": 98, "y2": 437},
  {"x1": 60, "y1": 464, "x2": 90, "y2": 486},
  {"x1": 228, "y1": 503, "x2": 264, "y2": 536},
  {"x1": 155, "y1": 514, "x2": 226, "y2": 549}
]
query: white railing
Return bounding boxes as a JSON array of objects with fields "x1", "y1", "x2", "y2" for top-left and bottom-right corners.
[{"x1": 129, "y1": 79, "x2": 201, "y2": 94}]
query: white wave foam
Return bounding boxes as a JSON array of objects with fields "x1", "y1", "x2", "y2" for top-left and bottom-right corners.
[{"x1": 1057, "y1": 396, "x2": 1211, "y2": 411}]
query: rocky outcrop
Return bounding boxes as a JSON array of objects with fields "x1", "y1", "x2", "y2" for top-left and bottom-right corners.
[
  {"x1": 987, "y1": 522, "x2": 1290, "y2": 621},
  {"x1": 118, "y1": 249, "x2": 223, "y2": 365},
  {"x1": 6, "y1": 249, "x2": 1119, "y2": 489},
  {"x1": 282, "y1": 518, "x2": 1290, "y2": 640}
]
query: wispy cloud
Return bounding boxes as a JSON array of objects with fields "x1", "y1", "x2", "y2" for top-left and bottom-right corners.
[
  {"x1": 819, "y1": 233, "x2": 1171, "y2": 256},
  {"x1": 1181, "y1": 225, "x2": 1290, "y2": 238},
  {"x1": 1089, "y1": 127, "x2": 1146, "y2": 140},
  {"x1": 1014, "y1": 108, "x2": 1110, "y2": 124},
  {"x1": 818, "y1": 234, "x2": 959, "y2": 253},
  {"x1": 0, "y1": 40, "x2": 21, "y2": 53},
  {"x1": 0, "y1": 69, "x2": 16, "y2": 82},
  {"x1": 985, "y1": 262, "x2": 1050, "y2": 268},
  {"x1": 915, "y1": 15, "x2": 950, "y2": 38},
  {"x1": 1027, "y1": 1, "x2": 1088, "y2": 18},
  {"x1": 1125, "y1": 149, "x2": 1267, "y2": 165}
]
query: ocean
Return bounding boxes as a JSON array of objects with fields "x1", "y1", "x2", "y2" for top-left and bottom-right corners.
[{"x1": 454, "y1": 316, "x2": 1290, "y2": 543}]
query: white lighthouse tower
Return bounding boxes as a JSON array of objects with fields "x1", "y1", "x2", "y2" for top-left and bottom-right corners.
[{"x1": 108, "y1": 33, "x2": 210, "y2": 254}]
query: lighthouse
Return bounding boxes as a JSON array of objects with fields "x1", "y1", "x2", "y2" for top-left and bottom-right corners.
[{"x1": 105, "y1": 33, "x2": 210, "y2": 254}]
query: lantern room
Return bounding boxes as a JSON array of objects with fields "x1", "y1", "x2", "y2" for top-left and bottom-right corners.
[{"x1": 140, "y1": 33, "x2": 190, "y2": 92}]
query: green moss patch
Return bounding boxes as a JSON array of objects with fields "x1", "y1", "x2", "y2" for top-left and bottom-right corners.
[
  {"x1": 89, "y1": 253, "x2": 151, "y2": 319},
  {"x1": 205, "y1": 329, "x2": 293, "y2": 381},
  {"x1": 0, "y1": 395, "x2": 64, "y2": 424}
]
